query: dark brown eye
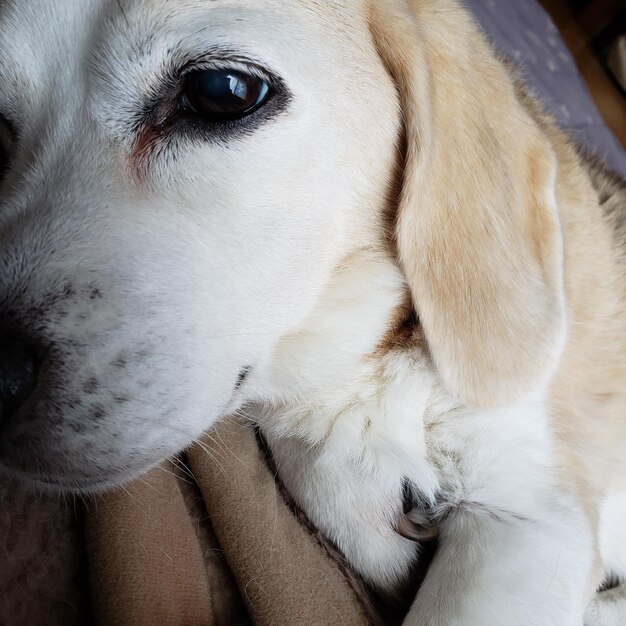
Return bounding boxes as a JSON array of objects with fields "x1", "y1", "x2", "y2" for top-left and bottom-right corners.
[{"x1": 181, "y1": 69, "x2": 271, "y2": 122}]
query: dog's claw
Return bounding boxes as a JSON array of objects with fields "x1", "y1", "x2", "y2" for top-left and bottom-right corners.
[{"x1": 395, "y1": 512, "x2": 439, "y2": 542}]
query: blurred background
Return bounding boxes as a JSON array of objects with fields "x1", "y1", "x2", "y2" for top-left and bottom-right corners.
[{"x1": 540, "y1": 0, "x2": 626, "y2": 150}]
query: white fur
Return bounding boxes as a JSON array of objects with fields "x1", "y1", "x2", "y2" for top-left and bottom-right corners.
[
  {"x1": 252, "y1": 253, "x2": 595, "y2": 623},
  {"x1": 0, "y1": 0, "x2": 398, "y2": 488},
  {"x1": 587, "y1": 492, "x2": 626, "y2": 625}
]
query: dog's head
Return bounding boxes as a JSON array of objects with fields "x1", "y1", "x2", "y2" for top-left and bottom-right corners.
[{"x1": 0, "y1": 0, "x2": 565, "y2": 491}]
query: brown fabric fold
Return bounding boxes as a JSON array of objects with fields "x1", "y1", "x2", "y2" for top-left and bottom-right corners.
[
  {"x1": 4, "y1": 419, "x2": 377, "y2": 625},
  {"x1": 0, "y1": 481, "x2": 88, "y2": 626},
  {"x1": 84, "y1": 463, "x2": 217, "y2": 626},
  {"x1": 187, "y1": 419, "x2": 373, "y2": 626}
]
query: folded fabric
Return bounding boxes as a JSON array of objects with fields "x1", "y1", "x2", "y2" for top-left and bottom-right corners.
[{"x1": 84, "y1": 419, "x2": 380, "y2": 626}]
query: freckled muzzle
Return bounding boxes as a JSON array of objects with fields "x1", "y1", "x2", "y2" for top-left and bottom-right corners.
[{"x1": 0, "y1": 276, "x2": 217, "y2": 492}]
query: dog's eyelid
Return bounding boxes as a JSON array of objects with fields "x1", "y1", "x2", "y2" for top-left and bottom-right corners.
[
  {"x1": 178, "y1": 56, "x2": 275, "y2": 84},
  {"x1": 134, "y1": 53, "x2": 283, "y2": 130},
  {"x1": 129, "y1": 53, "x2": 291, "y2": 174}
]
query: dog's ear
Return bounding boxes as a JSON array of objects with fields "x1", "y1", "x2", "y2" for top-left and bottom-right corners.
[{"x1": 369, "y1": 0, "x2": 566, "y2": 407}]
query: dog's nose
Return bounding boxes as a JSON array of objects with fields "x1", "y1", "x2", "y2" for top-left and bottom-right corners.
[{"x1": 0, "y1": 332, "x2": 37, "y2": 421}]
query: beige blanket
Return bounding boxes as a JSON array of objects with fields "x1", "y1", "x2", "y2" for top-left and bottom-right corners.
[{"x1": 1, "y1": 419, "x2": 391, "y2": 625}]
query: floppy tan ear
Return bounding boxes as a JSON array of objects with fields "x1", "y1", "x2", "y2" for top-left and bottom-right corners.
[{"x1": 369, "y1": 0, "x2": 566, "y2": 407}]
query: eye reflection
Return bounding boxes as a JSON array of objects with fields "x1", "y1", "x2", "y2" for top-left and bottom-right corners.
[{"x1": 181, "y1": 69, "x2": 271, "y2": 122}]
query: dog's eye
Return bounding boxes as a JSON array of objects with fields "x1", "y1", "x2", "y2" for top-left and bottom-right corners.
[{"x1": 180, "y1": 69, "x2": 270, "y2": 122}]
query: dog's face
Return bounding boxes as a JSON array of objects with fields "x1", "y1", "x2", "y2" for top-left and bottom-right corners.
[
  {"x1": 0, "y1": 0, "x2": 567, "y2": 493},
  {"x1": 0, "y1": 0, "x2": 399, "y2": 490}
]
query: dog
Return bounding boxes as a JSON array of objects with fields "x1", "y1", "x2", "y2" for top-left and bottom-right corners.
[{"x1": 0, "y1": 0, "x2": 624, "y2": 623}]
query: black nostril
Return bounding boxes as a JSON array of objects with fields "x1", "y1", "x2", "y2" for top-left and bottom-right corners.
[{"x1": 0, "y1": 333, "x2": 38, "y2": 421}]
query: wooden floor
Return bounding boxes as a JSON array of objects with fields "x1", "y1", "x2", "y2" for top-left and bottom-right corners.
[{"x1": 539, "y1": 0, "x2": 626, "y2": 149}]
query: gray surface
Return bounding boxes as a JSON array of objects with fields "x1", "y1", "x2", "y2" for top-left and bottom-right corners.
[{"x1": 464, "y1": 0, "x2": 626, "y2": 176}]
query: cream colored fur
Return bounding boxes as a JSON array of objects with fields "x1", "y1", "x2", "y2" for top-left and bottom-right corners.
[{"x1": 256, "y1": 1, "x2": 626, "y2": 624}]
